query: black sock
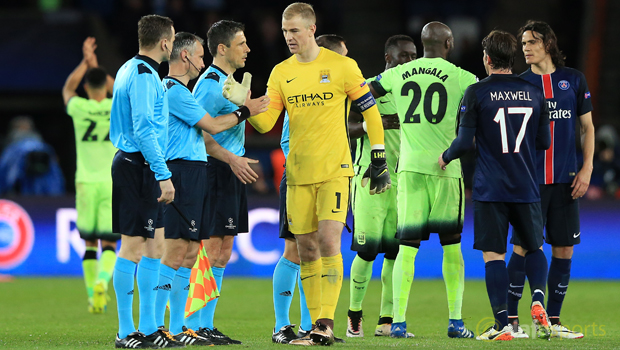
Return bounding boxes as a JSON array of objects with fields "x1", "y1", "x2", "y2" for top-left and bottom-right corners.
[
  {"x1": 485, "y1": 260, "x2": 509, "y2": 330},
  {"x1": 507, "y1": 253, "x2": 526, "y2": 317},
  {"x1": 525, "y1": 249, "x2": 548, "y2": 305},
  {"x1": 547, "y1": 257, "x2": 571, "y2": 318}
]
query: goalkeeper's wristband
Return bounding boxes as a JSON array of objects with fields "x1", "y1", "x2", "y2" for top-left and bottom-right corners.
[
  {"x1": 234, "y1": 106, "x2": 250, "y2": 123},
  {"x1": 370, "y1": 149, "x2": 386, "y2": 165},
  {"x1": 362, "y1": 121, "x2": 367, "y2": 133}
]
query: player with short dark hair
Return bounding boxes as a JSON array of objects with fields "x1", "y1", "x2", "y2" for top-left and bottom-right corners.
[
  {"x1": 185, "y1": 19, "x2": 265, "y2": 345},
  {"x1": 152, "y1": 31, "x2": 267, "y2": 347},
  {"x1": 506, "y1": 20, "x2": 594, "y2": 340},
  {"x1": 346, "y1": 34, "x2": 416, "y2": 339},
  {"x1": 368, "y1": 22, "x2": 476, "y2": 339},
  {"x1": 439, "y1": 29, "x2": 552, "y2": 341},
  {"x1": 225, "y1": 2, "x2": 390, "y2": 345},
  {"x1": 62, "y1": 37, "x2": 117, "y2": 315},
  {"x1": 316, "y1": 34, "x2": 347, "y2": 55},
  {"x1": 109, "y1": 14, "x2": 178, "y2": 349},
  {"x1": 271, "y1": 34, "x2": 348, "y2": 345}
]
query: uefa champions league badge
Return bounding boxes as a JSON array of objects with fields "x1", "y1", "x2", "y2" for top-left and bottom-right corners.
[
  {"x1": 558, "y1": 80, "x2": 570, "y2": 90},
  {"x1": 0, "y1": 200, "x2": 35, "y2": 270}
]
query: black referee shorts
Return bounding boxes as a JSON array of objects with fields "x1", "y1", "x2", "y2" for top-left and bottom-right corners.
[
  {"x1": 279, "y1": 170, "x2": 295, "y2": 239},
  {"x1": 112, "y1": 150, "x2": 164, "y2": 238},
  {"x1": 474, "y1": 200, "x2": 544, "y2": 254},
  {"x1": 163, "y1": 160, "x2": 209, "y2": 241},
  {"x1": 511, "y1": 183, "x2": 581, "y2": 247},
  {"x1": 205, "y1": 156, "x2": 249, "y2": 237}
]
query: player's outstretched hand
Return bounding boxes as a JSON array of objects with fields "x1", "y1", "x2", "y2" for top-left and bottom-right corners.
[
  {"x1": 571, "y1": 167, "x2": 592, "y2": 199},
  {"x1": 361, "y1": 149, "x2": 391, "y2": 195},
  {"x1": 158, "y1": 179, "x2": 175, "y2": 204},
  {"x1": 245, "y1": 91, "x2": 270, "y2": 116},
  {"x1": 223, "y1": 72, "x2": 252, "y2": 106},
  {"x1": 229, "y1": 156, "x2": 260, "y2": 184},
  {"x1": 382, "y1": 114, "x2": 400, "y2": 130}
]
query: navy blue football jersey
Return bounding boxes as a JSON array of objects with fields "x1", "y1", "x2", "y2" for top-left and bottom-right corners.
[
  {"x1": 458, "y1": 74, "x2": 550, "y2": 202},
  {"x1": 520, "y1": 67, "x2": 593, "y2": 184}
]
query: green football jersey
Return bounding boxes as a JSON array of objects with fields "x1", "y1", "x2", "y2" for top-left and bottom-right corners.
[
  {"x1": 67, "y1": 96, "x2": 117, "y2": 183},
  {"x1": 374, "y1": 57, "x2": 477, "y2": 178},
  {"x1": 353, "y1": 78, "x2": 400, "y2": 184}
]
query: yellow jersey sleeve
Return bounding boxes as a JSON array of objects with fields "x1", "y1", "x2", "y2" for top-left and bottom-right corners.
[{"x1": 248, "y1": 66, "x2": 284, "y2": 133}]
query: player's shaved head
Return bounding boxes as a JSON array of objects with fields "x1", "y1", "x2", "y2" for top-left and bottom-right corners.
[{"x1": 421, "y1": 22, "x2": 452, "y2": 48}]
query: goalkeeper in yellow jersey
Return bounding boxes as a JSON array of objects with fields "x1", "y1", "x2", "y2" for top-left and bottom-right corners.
[{"x1": 223, "y1": 2, "x2": 389, "y2": 345}]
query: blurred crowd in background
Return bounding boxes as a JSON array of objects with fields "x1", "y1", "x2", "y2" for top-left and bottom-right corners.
[{"x1": 1, "y1": 0, "x2": 618, "y2": 199}]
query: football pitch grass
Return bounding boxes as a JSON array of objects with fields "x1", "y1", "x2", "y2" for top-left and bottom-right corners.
[{"x1": 1, "y1": 278, "x2": 618, "y2": 349}]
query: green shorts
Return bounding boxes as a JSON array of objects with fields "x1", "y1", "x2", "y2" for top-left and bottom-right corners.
[
  {"x1": 396, "y1": 172, "x2": 464, "y2": 241},
  {"x1": 76, "y1": 181, "x2": 119, "y2": 241},
  {"x1": 350, "y1": 173, "x2": 399, "y2": 256}
]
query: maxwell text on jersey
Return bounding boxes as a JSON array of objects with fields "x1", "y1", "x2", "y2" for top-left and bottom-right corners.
[{"x1": 489, "y1": 90, "x2": 532, "y2": 102}]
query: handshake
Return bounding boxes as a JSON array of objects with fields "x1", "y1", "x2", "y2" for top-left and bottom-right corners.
[{"x1": 222, "y1": 72, "x2": 270, "y2": 117}]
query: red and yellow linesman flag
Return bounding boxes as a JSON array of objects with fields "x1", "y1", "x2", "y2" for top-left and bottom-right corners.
[{"x1": 185, "y1": 241, "x2": 220, "y2": 318}]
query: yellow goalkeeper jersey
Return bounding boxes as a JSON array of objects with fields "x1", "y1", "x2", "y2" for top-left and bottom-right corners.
[{"x1": 250, "y1": 48, "x2": 375, "y2": 185}]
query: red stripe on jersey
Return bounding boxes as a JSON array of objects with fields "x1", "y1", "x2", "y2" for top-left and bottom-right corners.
[
  {"x1": 541, "y1": 74, "x2": 554, "y2": 99},
  {"x1": 545, "y1": 121, "x2": 555, "y2": 184}
]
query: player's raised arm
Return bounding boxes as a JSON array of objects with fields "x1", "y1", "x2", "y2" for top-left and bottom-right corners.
[
  {"x1": 62, "y1": 37, "x2": 98, "y2": 105},
  {"x1": 195, "y1": 90, "x2": 269, "y2": 134}
]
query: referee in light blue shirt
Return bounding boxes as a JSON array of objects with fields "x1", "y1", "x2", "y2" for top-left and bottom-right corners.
[
  {"x1": 109, "y1": 14, "x2": 177, "y2": 349},
  {"x1": 187, "y1": 20, "x2": 253, "y2": 344}
]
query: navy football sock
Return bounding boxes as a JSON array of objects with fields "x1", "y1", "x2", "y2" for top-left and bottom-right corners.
[
  {"x1": 547, "y1": 257, "x2": 571, "y2": 318},
  {"x1": 507, "y1": 253, "x2": 526, "y2": 318},
  {"x1": 485, "y1": 260, "x2": 509, "y2": 330},
  {"x1": 525, "y1": 249, "x2": 548, "y2": 306}
]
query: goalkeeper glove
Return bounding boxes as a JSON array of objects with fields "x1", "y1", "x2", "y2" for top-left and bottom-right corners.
[
  {"x1": 361, "y1": 148, "x2": 391, "y2": 195},
  {"x1": 222, "y1": 72, "x2": 252, "y2": 106}
]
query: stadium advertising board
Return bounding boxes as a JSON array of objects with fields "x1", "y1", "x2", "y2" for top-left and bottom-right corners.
[{"x1": 0, "y1": 196, "x2": 618, "y2": 279}]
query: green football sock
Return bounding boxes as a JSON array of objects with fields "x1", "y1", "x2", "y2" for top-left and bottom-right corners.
[
  {"x1": 380, "y1": 258, "x2": 395, "y2": 318},
  {"x1": 97, "y1": 249, "x2": 117, "y2": 290},
  {"x1": 82, "y1": 247, "x2": 98, "y2": 298},
  {"x1": 349, "y1": 255, "x2": 374, "y2": 312},
  {"x1": 392, "y1": 245, "x2": 418, "y2": 323},
  {"x1": 442, "y1": 243, "x2": 464, "y2": 320}
]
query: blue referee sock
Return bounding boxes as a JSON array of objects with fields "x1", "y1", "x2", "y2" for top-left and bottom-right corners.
[
  {"x1": 137, "y1": 257, "x2": 160, "y2": 336},
  {"x1": 298, "y1": 273, "x2": 312, "y2": 332},
  {"x1": 547, "y1": 257, "x2": 571, "y2": 318},
  {"x1": 185, "y1": 308, "x2": 201, "y2": 331},
  {"x1": 154, "y1": 264, "x2": 177, "y2": 329},
  {"x1": 525, "y1": 249, "x2": 548, "y2": 306},
  {"x1": 113, "y1": 257, "x2": 137, "y2": 339},
  {"x1": 485, "y1": 260, "x2": 508, "y2": 330},
  {"x1": 170, "y1": 267, "x2": 192, "y2": 335},
  {"x1": 507, "y1": 253, "x2": 526, "y2": 318},
  {"x1": 273, "y1": 257, "x2": 298, "y2": 330},
  {"x1": 201, "y1": 266, "x2": 224, "y2": 330}
]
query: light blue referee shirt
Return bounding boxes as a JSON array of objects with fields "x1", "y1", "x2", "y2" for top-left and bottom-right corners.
[
  {"x1": 193, "y1": 64, "x2": 245, "y2": 156},
  {"x1": 163, "y1": 77, "x2": 207, "y2": 162},
  {"x1": 280, "y1": 112, "x2": 290, "y2": 159},
  {"x1": 110, "y1": 55, "x2": 171, "y2": 180}
]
